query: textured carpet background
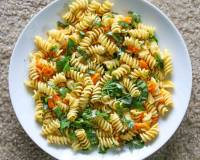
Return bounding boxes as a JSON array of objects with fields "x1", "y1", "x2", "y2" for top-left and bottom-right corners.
[{"x1": 0, "y1": 0, "x2": 200, "y2": 159}]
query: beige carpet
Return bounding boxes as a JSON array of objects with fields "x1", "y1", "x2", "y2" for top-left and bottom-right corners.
[{"x1": 0, "y1": 0, "x2": 200, "y2": 159}]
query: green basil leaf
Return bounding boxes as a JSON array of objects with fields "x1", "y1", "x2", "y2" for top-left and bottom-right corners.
[
  {"x1": 119, "y1": 94, "x2": 133, "y2": 107},
  {"x1": 79, "y1": 31, "x2": 85, "y2": 39},
  {"x1": 56, "y1": 56, "x2": 71, "y2": 72},
  {"x1": 155, "y1": 54, "x2": 164, "y2": 70},
  {"x1": 82, "y1": 108, "x2": 92, "y2": 120},
  {"x1": 150, "y1": 35, "x2": 158, "y2": 43},
  {"x1": 122, "y1": 117, "x2": 134, "y2": 129},
  {"x1": 118, "y1": 21, "x2": 130, "y2": 28},
  {"x1": 58, "y1": 87, "x2": 70, "y2": 98},
  {"x1": 86, "y1": 129, "x2": 98, "y2": 145},
  {"x1": 50, "y1": 45, "x2": 58, "y2": 52},
  {"x1": 96, "y1": 111, "x2": 110, "y2": 120},
  {"x1": 60, "y1": 119, "x2": 70, "y2": 130},
  {"x1": 57, "y1": 21, "x2": 69, "y2": 28},
  {"x1": 128, "y1": 11, "x2": 141, "y2": 28},
  {"x1": 128, "y1": 136, "x2": 144, "y2": 149},
  {"x1": 99, "y1": 147, "x2": 108, "y2": 154},
  {"x1": 67, "y1": 38, "x2": 76, "y2": 55},
  {"x1": 53, "y1": 107, "x2": 63, "y2": 119}
]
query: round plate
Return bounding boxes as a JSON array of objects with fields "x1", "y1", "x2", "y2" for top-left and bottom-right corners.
[{"x1": 9, "y1": 0, "x2": 192, "y2": 160}]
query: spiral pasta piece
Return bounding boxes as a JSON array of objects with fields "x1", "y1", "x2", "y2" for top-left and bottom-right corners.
[
  {"x1": 112, "y1": 64, "x2": 130, "y2": 79},
  {"x1": 86, "y1": 45, "x2": 106, "y2": 55},
  {"x1": 66, "y1": 70, "x2": 84, "y2": 82},
  {"x1": 35, "y1": 99, "x2": 44, "y2": 123},
  {"x1": 130, "y1": 68, "x2": 149, "y2": 80},
  {"x1": 103, "y1": 59, "x2": 119, "y2": 70},
  {"x1": 47, "y1": 135, "x2": 70, "y2": 145},
  {"x1": 122, "y1": 78, "x2": 140, "y2": 97},
  {"x1": 138, "y1": 50, "x2": 157, "y2": 69},
  {"x1": 123, "y1": 36, "x2": 142, "y2": 49},
  {"x1": 69, "y1": 0, "x2": 89, "y2": 13},
  {"x1": 41, "y1": 119, "x2": 60, "y2": 136},
  {"x1": 49, "y1": 72, "x2": 66, "y2": 86},
  {"x1": 37, "y1": 82, "x2": 56, "y2": 96},
  {"x1": 74, "y1": 129, "x2": 91, "y2": 150},
  {"x1": 34, "y1": 36, "x2": 54, "y2": 53},
  {"x1": 163, "y1": 49, "x2": 173, "y2": 76},
  {"x1": 140, "y1": 123, "x2": 159, "y2": 143},
  {"x1": 98, "y1": 0, "x2": 113, "y2": 15},
  {"x1": 98, "y1": 34, "x2": 118, "y2": 55},
  {"x1": 119, "y1": 52, "x2": 139, "y2": 69},
  {"x1": 75, "y1": 14, "x2": 95, "y2": 31},
  {"x1": 110, "y1": 113, "x2": 125, "y2": 133},
  {"x1": 129, "y1": 29, "x2": 150, "y2": 40},
  {"x1": 95, "y1": 116, "x2": 113, "y2": 133}
]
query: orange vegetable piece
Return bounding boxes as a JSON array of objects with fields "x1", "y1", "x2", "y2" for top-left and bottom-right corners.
[
  {"x1": 134, "y1": 122, "x2": 150, "y2": 130},
  {"x1": 103, "y1": 26, "x2": 110, "y2": 32},
  {"x1": 91, "y1": 73, "x2": 100, "y2": 84},
  {"x1": 53, "y1": 95, "x2": 61, "y2": 101},
  {"x1": 123, "y1": 16, "x2": 132, "y2": 24},
  {"x1": 148, "y1": 81, "x2": 157, "y2": 93},
  {"x1": 48, "y1": 98, "x2": 55, "y2": 108},
  {"x1": 139, "y1": 60, "x2": 149, "y2": 69},
  {"x1": 127, "y1": 46, "x2": 140, "y2": 53}
]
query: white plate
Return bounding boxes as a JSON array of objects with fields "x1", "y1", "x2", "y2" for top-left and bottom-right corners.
[{"x1": 8, "y1": 0, "x2": 192, "y2": 160}]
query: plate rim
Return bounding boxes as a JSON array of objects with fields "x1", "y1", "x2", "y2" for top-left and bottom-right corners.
[{"x1": 8, "y1": 0, "x2": 192, "y2": 159}]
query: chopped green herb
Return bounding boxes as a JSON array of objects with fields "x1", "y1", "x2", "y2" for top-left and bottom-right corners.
[
  {"x1": 127, "y1": 136, "x2": 144, "y2": 149},
  {"x1": 56, "y1": 56, "x2": 71, "y2": 72},
  {"x1": 93, "y1": 16, "x2": 102, "y2": 27},
  {"x1": 99, "y1": 147, "x2": 108, "y2": 154},
  {"x1": 79, "y1": 31, "x2": 85, "y2": 39},
  {"x1": 106, "y1": 32, "x2": 123, "y2": 44},
  {"x1": 82, "y1": 108, "x2": 92, "y2": 120},
  {"x1": 131, "y1": 80, "x2": 148, "y2": 110},
  {"x1": 60, "y1": 119, "x2": 70, "y2": 130},
  {"x1": 86, "y1": 129, "x2": 98, "y2": 145},
  {"x1": 102, "y1": 80, "x2": 124, "y2": 98},
  {"x1": 96, "y1": 111, "x2": 110, "y2": 120},
  {"x1": 53, "y1": 107, "x2": 63, "y2": 119},
  {"x1": 128, "y1": 11, "x2": 141, "y2": 28},
  {"x1": 58, "y1": 87, "x2": 70, "y2": 98},
  {"x1": 155, "y1": 54, "x2": 164, "y2": 70},
  {"x1": 122, "y1": 117, "x2": 134, "y2": 129},
  {"x1": 77, "y1": 47, "x2": 89, "y2": 60},
  {"x1": 57, "y1": 21, "x2": 69, "y2": 28},
  {"x1": 50, "y1": 45, "x2": 58, "y2": 52},
  {"x1": 118, "y1": 94, "x2": 133, "y2": 107},
  {"x1": 88, "y1": 69, "x2": 96, "y2": 75},
  {"x1": 69, "y1": 130, "x2": 76, "y2": 141},
  {"x1": 118, "y1": 21, "x2": 130, "y2": 28},
  {"x1": 150, "y1": 35, "x2": 158, "y2": 43},
  {"x1": 67, "y1": 38, "x2": 76, "y2": 55}
]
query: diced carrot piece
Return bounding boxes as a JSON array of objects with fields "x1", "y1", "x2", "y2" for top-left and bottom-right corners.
[
  {"x1": 91, "y1": 73, "x2": 100, "y2": 84},
  {"x1": 139, "y1": 60, "x2": 149, "y2": 69},
  {"x1": 123, "y1": 16, "x2": 132, "y2": 24},
  {"x1": 148, "y1": 81, "x2": 157, "y2": 93},
  {"x1": 103, "y1": 26, "x2": 110, "y2": 32},
  {"x1": 53, "y1": 95, "x2": 61, "y2": 101},
  {"x1": 127, "y1": 46, "x2": 140, "y2": 53},
  {"x1": 48, "y1": 98, "x2": 55, "y2": 108}
]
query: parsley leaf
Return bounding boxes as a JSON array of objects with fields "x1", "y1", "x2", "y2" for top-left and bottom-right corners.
[
  {"x1": 79, "y1": 31, "x2": 85, "y2": 39},
  {"x1": 86, "y1": 129, "x2": 98, "y2": 146},
  {"x1": 53, "y1": 107, "x2": 63, "y2": 119},
  {"x1": 56, "y1": 56, "x2": 71, "y2": 72},
  {"x1": 57, "y1": 21, "x2": 69, "y2": 28},
  {"x1": 118, "y1": 21, "x2": 130, "y2": 28},
  {"x1": 96, "y1": 111, "x2": 110, "y2": 120},
  {"x1": 82, "y1": 108, "x2": 92, "y2": 120},
  {"x1": 118, "y1": 94, "x2": 133, "y2": 107},
  {"x1": 50, "y1": 45, "x2": 59, "y2": 52},
  {"x1": 58, "y1": 87, "x2": 70, "y2": 98},
  {"x1": 127, "y1": 136, "x2": 144, "y2": 149},
  {"x1": 150, "y1": 35, "x2": 158, "y2": 43},
  {"x1": 122, "y1": 117, "x2": 134, "y2": 129},
  {"x1": 155, "y1": 54, "x2": 164, "y2": 70},
  {"x1": 106, "y1": 32, "x2": 123, "y2": 44},
  {"x1": 128, "y1": 11, "x2": 141, "y2": 28},
  {"x1": 102, "y1": 80, "x2": 124, "y2": 98},
  {"x1": 67, "y1": 38, "x2": 76, "y2": 55},
  {"x1": 60, "y1": 119, "x2": 70, "y2": 130}
]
